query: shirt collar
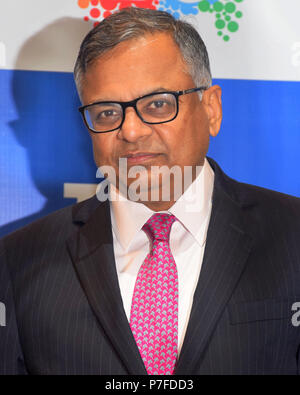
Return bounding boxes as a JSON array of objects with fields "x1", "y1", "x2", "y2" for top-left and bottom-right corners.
[
  {"x1": 169, "y1": 158, "x2": 214, "y2": 246},
  {"x1": 109, "y1": 157, "x2": 215, "y2": 250}
]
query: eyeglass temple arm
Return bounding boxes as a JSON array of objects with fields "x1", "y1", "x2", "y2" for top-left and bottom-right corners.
[{"x1": 179, "y1": 86, "x2": 208, "y2": 95}]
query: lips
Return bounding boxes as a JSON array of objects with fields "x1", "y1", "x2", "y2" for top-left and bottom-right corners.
[{"x1": 122, "y1": 152, "x2": 161, "y2": 164}]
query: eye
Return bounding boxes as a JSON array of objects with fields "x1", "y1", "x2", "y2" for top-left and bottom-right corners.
[
  {"x1": 142, "y1": 98, "x2": 174, "y2": 114},
  {"x1": 89, "y1": 105, "x2": 122, "y2": 124},
  {"x1": 148, "y1": 100, "x2": 168, "y2": 109},
  {"x1": 98, "y1": 109, "x2": 118, "y2": 118}
]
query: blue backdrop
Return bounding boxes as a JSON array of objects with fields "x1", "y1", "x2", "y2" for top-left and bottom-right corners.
[{"x1": 0, "y1": 68, "x2": 300, "y2": 237}]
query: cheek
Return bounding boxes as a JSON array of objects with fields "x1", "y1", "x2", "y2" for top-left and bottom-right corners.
[
  {"x1": 91, "y1": 135, "x2": 115, "y2": 167},
  {"x1": 166, "y1": 112, "x2": 210, "y2": 164},
  {"x1": 187, "y1": 123, "x2": 210, "y2": 161}
]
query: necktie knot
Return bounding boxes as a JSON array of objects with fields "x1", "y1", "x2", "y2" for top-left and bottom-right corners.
[{"x1": 142, "y1": 213, "x2": 176, "y2": 243}]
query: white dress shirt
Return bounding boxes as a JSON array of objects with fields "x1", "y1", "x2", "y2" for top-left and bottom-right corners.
[{"x1": 109, "y1": 158, "x2": 215, "y2": 353}]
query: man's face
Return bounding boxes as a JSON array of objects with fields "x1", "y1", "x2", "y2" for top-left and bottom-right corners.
[{"x1": 80, "y1": 33, "x2": 222, "y2": 206}]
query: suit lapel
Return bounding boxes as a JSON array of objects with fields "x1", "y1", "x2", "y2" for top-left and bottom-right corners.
[
  {"x1": 66, "y1": 158, "x2": 255, "y2": 376},
  {"x1": 66, "y1": 197, "x2": 147, "y2": 375},
  {"x1": 175, "y1": 161, "x2": 254, "y2": 374}
]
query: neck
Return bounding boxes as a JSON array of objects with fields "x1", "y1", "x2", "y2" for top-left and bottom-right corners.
[{"x1": 139, "y1": 199, "x2": 175, "y2": 212}]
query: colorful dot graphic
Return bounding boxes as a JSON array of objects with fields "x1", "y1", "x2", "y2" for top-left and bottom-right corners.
[
  {"x1": 198, "y1": 0, "x2": 244, "y2": 41},
  {"x1": 78, "y1": 0, "x2": 157, "y2": 26},
  {"x1": 77, "y1": 0, "x2": 244, "y2": 41}
]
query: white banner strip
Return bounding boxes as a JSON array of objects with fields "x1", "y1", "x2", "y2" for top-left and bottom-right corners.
[{"x1": 0, "y1": 0, "x2": 299, "y2": 81}]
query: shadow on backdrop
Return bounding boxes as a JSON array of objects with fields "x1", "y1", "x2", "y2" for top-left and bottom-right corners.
[{"x1": 0, "y1": 18, "x2": 97, "y2": 237}]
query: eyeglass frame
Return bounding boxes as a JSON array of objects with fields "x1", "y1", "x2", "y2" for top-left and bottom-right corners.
[{"x1": 78, "y1": 86, "x2": 208, "y2": 134}]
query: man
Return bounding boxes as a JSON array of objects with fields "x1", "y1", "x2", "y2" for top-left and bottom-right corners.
[{"x1": 1, "y1": 7, "x2": 300, "y2": 375}]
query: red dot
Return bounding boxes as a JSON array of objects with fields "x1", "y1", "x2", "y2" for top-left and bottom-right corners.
[
  {"x1": 100, "y1": 0, "x2": 118, "y2": 10},
  {"x1": 90, "y1": 7, "x2": 100, "y2": 18},
  {"x1": 93, "y1": 21, "x2": 100, "y2": 27},
  {"x1": 118, "y1": 1, "x2": 131, "y2": 10},
  {"x1": 103, "y1": 10, "x2": 111, "y2": 18},
  {"x1": 91, "y1": 0, "x2": 99, "y2": 4},
  {"x1": 84, "y1": 16, "x2": 89, "y2": 21}
]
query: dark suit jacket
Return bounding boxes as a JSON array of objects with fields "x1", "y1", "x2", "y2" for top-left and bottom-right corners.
[{"x1": 1, "y1": 158, "x2": 300, "y2": 375}]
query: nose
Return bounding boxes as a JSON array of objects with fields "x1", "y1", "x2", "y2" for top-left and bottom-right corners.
[{"x1": 117, "y1": 107, "x2": 153, "y2": 143}]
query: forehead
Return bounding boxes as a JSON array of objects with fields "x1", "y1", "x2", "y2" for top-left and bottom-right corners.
[{"x1": 81, "y1": 33, "x2": 193, "y2": 103}]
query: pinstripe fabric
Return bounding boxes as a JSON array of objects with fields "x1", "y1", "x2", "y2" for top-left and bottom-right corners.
[{"x1": 0, "y1": 158, "x2": 300, "y2": 375}]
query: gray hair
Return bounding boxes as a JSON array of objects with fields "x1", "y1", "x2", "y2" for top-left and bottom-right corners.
[{"x1": 74, "y1": 7, "x2": 212, "y2": 95}]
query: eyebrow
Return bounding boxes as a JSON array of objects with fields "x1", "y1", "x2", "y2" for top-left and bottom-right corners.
[{"x1": 90, "y1": 87, "x2": 171, "y2": 103}]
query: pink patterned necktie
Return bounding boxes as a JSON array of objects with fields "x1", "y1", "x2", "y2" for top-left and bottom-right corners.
[{"x1": 130, "y1": 213, "x2": 178, "y2": 375}]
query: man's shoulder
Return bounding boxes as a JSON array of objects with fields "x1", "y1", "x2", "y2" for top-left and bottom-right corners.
[
  {"x1": 208, "y1": 157, "x2": 300, "y2": 236},
  {"x1": 0, "y1": 195, "x2": 103, "y2": 250},
  {"x1": 209, "y1": 157, "x2": 300, "y2": 211},
  {"x1": 233, "y1": 180, "x2": 300, "y2": 234},
  {"x1": 233, "y1": 177, "x2": 300, "y2": 209}
]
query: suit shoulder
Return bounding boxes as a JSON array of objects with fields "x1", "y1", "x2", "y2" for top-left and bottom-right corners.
[
  {"x1": 235, "y1": 179, "x2": 300, "y2": 209},
  {"x1": 208, "y1": 157, "x2": 300, "y2": 214},
  {"x1": 0, "y1": 195, "x2": 101, "y2": 249},
  {"x1": 226, "y1": 178, "x2": 300, "y2": 233}
]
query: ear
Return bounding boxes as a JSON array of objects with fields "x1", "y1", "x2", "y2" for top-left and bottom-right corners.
[{"x1": 202, "y1": 85, "x2": 222, "y2": 137}]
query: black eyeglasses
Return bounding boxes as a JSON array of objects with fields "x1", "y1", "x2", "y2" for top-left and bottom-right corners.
[{"x1": 78, "y1": 86, "x2": 208, "y2": 133}]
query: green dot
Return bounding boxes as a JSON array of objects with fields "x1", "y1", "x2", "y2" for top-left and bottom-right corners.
[
  {"x1": 227, "y1": 21, "x2": 239, "y2": 32},
  {"x1": 215, "y1": 19, "x2": 226, "y2": 29},
  {"x1": 225, "y1": 2, "x2": 236, "y2": 13},
  {"x1": 213, "y1": 1, "x2": 224, "y2": 12},
  {"x1": 216, "y1": 13, "x2": 221, "y2": 18},
  {"x1": 223, "y1": 35, "x2": 230, "y2": 42},
  {"x1": 209, "y1": 8, "x2": 213, "y2": 13},
  {"x1": 218, "y1": 31, "x2": 223, "y2": 36},
  {"x1": 234, "y1": 0, "x2": 243, "y2": 3},
  {"x1": 235, "y1": 11, "x2": 243, "y2": 18},
  {"x1": 198, "y1": 1, "x2": 210, "y2": 12},
  {"x1": 225, "y1": 15, "x2": 231, "y2": 21}
]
